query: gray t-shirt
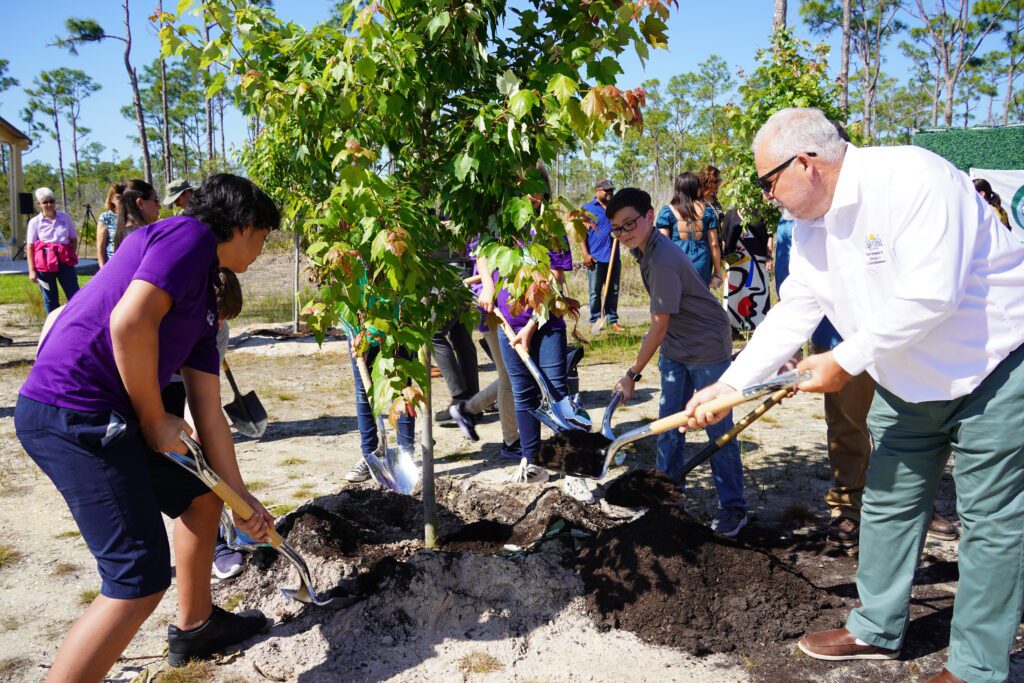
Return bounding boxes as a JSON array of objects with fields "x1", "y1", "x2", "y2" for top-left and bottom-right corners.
[{"x1": 634, "y1": 230, "x2": 731, "y2": 365}]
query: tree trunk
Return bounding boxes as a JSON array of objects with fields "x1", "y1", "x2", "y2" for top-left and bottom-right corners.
[
  {"x1": 944, "y1": 75, "x2": 955, "y2": 127},
  {"x1": 195, "y1": 112, "x2": 204, "y2": 169},
  {"x1": 181, "y1": 124, "x2": 189, "y2": 177},
  {"x1": 932, "y1": 76, "x2": 941, "y2": 126},
  {"x1": 71, "y1": 117, "x2": 81, "y2": 204},
  {"x1": 1006, "y1": 51, "x2": 1018, "y2": 126},
  {"x1": 840, "y1": 0, "x2": 851, "y2": 111},
  {"x1": 53, "y1": 105, "x2": 67, "y2": 209},
  {"x1": 773, "y1": 0, "x2": 787, "y2": 32},
  {"x1": 159, "y1": 0, "x2": 172, "y2": 183},
  {"x1": 204, "y1": 20, "x2": 215, "y2": 162},
  {"x1": 124, "y1": 0, "x2": 152, "y2": 185},
  {"x1": 419, "y1": 344, "x2": 438, "y2": 549},
  {"x1": 218, "y1": 94, "x2": 226, "y2": 159}
]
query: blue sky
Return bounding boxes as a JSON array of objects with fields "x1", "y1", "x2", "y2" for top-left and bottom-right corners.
[{"x1": 0, "y1": 1, "x2": 897, "y2": 170}]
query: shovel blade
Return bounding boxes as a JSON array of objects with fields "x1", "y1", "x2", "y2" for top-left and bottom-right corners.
[
  {"x1": 590, "y1": 317, "x2": 606, "y2": 336},
  {"x1": 224, "y1": 391, "x2": 268, "y2": 438}
]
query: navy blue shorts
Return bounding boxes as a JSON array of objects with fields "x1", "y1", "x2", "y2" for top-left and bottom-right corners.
[{"x1": 15, "y1": 395, "x2": 211, "y2": 599}]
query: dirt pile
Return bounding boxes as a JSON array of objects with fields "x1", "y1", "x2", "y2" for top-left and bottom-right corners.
[
  {"x1": 578, "y1": 506, "x2": 841, "y2": 655},
  {"x1": 535, "y1": 430, "x2": 611, "y2": 476},
  {"x1": 603, "y1": 469, "x2": 685, "y2": 508}
]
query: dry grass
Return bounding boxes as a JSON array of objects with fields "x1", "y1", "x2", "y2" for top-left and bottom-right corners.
[
  {"x1": 269, "y1": 503, "x2": 296, "y2": 517},
  {"x1": 222, "y1": 593, "x2": 246, "y2": 612},
  {"x1": 0, "y1": 614, "x2": 20, "y2": 632},
  {"x1": 781, "y1": 502, "x2": 818, "y2": 528},
  {"x1": 54, "y1": 530, "x2": 82, "y2": 540},
  {"x1": 0, "y1": 543, "x2": 21, "y2": 569},
  {"x1": 457, "y1": 652, "x2": 504, "y2": 675},
  {"x1": 291, "y1": 484, "x2": 315, "y2": 499},
  {"x1": 154, "y1": 661, "x2": 213, "y2": 683},
  {"x1": 0, "y1": 657, "x2": 31, "y2": 679},
  {"x1": 79, "y1": 588, "x2": 100, "y2": 605},
  {"x1": 51, "y1": 561, "x2": 78, "y2": 576},
  {"x1": 276, "y1": 390, "x2": 297, "y2": 401},
  {"x1": 246, "y1": 479, "x2": 268, "y2": 492},
  {"x1": 278, "y1": 457, "x2": 307, "y2": 467}
]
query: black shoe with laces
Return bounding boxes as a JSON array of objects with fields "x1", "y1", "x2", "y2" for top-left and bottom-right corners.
[{"x1": 167, "y1": 605, "x2": 267, "y2": 667}]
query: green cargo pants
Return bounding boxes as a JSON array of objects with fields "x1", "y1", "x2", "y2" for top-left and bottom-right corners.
[{"x1": 845, "y1": 343, "x2": 1024, "y2": 682}]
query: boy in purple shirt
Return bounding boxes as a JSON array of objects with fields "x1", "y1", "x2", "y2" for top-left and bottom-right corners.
[{"x1": 16, "y1": 174, "x2": 280, "y2": 678}]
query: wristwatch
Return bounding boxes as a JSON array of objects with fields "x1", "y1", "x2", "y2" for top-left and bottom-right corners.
[{"x1": 626, "y1": 367, "x2": 642, "y2": 382}]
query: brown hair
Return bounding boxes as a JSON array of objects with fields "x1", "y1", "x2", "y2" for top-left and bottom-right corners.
[
  {"x1": 115, "y1": 179, "x2": 159, "y2": 248},
  {"x1": 216, "y1": 268, "x2": 243, "y2": 321},
  {"x1": 105, "y1": 183, "x2": 126, "y2": 212},
  {"x1": 698, "y1": 165, "x2": 721, "y2": 202}
]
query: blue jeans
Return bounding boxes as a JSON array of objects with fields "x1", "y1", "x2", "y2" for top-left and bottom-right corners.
[
  {"x1": 587, "y1": 257, "x2": 621, "y2": 324},
  {"x1": 38, "y1": 264, "x2": 80, "y2": 314},
  {"x1": 657, "y1": 354, "x2": 746, "y2": 511},
  {"x1": 497, "y1": 323, "x2": 567, "y2": 462},
  {"x1": 348, "y1": 343, "x2": 415, "y2": 455}
]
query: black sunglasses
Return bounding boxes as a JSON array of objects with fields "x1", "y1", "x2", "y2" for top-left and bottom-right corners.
[
  {"x1": 41, "y1": 199, "x2": 55, "y2": 205},
  {"x1": 756, "y1": 152, "x2": 817, "y2": 193}
]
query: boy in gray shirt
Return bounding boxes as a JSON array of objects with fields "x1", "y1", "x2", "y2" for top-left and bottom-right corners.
[{"x1": 608, "y1": 188, "x2": 747, "y2": 537}]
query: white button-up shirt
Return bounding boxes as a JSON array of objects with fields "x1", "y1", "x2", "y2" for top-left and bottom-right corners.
[{"x1": 721, "y1": 144, "x2": 1024, "y2": 403}]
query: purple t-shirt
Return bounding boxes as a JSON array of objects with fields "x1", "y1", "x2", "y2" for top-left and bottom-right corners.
[
  {"x1": 21, "y1": 216, "x2": 221, "y2": 416},
  {"x1": 495, "y1": 239, "x2": 573, "y2": 333}
]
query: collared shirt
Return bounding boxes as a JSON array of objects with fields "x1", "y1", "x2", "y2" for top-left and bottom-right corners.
[
  {"x1": 27, "y1": 211, "x2": 77, "y2": 245},
  {"x1": 722, "y1": 144, "x2": 1024, "y2": 402},
  {"x1": 582, "y1": 198, "x2": 614, "y2": 262},
  {"x1": 634, "y1": 229, "x2": 731, "y2": 365}
]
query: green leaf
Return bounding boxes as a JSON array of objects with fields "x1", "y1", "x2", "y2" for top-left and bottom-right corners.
[
  {"x1": 427, "y1": 11, "x2": 450, "y2": 38},
  {"x1": 354, "y1": 56, "x2": 377, "y2": 79},
  {"x1": 177, "y1": 0, "x2": 192, "y2": 16},
  {"x1": 505, "y1": 197, "x2": 534, "y2": 230},
  {"x1": 546, "y1": 74, "x2": 577, "y2": 104},
  {"x1": 497, "y1": 69, "x2": 519, "y2": 97},
  {"x1": 508, "y1": 89, "x2": 539, "y2": 118},
  {"x1": 454, "y1": 152, "x2": 477, "y2": 182},
  {"x1": 205, "y1": 71, "x2": 226, "y2": 99}
]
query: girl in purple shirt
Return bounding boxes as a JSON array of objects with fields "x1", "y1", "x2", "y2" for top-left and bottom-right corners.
[{"x1": 16, "y1": 174, "x2": 280, "y2": 678}]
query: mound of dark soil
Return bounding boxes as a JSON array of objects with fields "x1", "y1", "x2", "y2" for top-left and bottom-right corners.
[
  {"x1": 578, "y1": 506, "x2": 839, "y2": 654},
  {"x1": 535, "y1": 431, "x2": 611, "y2": 476},
  {"x1": 603, "y1": 469, "x2": 685, "y2": 508},
  {"x1": 441, "y1": 519, "x2": 513, "y2": 553}
]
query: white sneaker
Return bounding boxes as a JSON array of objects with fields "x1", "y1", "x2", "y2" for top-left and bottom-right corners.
[
  {"x1": 563, "y1": 475, "x2": 595, "y2": 504},
  {"x1": 509, "y1": 458, "x2": 550, "y2": 484},
  {"x1": 345, "y1": 458, "x2": 371, "y2": 483}
]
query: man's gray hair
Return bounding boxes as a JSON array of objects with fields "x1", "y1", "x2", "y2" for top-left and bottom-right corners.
[
  {"x1": 34, "y1": 187, "x2": 55, "y2": 202},
  {"x1": 752, "y1": 107, "x2": 847, "y2": 163}
]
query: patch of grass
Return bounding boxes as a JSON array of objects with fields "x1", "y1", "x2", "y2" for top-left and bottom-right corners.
[
  {"x1": 245, "y1": 480, "x2": 268, "y2": 492},
  {"x1": 810, "y1": 412, "x2": 825, "y2": 420},
  {"x1": 0, "y1": 544, "x2": 21, "y2": 569},
  {"x1": 79, "y1": 588, "x2": 100, "y2": 605},
  {"x1": 581, "y1": 326, "x2": 645, "y2": 362},
  {"x1": 269, "y1": 503, "x2": 296, "y2": 517},
  {"x1": 54, "y1": 530, "x2": 82, "y2": 540},
  {"x1": 154, "y1": 660, "x2": 212, "y2": 683},
  {"x1": 457, "y1": 652, "x2": 504, "y2": 675},
  {"x1": 222, "y1": 593, "x2": 246, "y2": 612},
  {"x1": 781, "y1": 502, "x2": 818, "y2": 528},
  {"x1": 758, "y1": 413, "x2": 780, "y2": 426},
  {"x1": 287, "y1": 472, "x2": 302, "y2": 480},
  {"x1": 0, "y1": 657, "x2": 31, "y2": 678},
  {"x1": 0, "y1": 273, "x2": 92, "y2": 305},
  {"x1": 0, "y1": 615, "x2": 20, "y2": 632},
  {"x1": 740, "y1": 653, "x2": 758, "y2": 671},
  {"x1": 291, "y1": 485, "x2": 315, "y2": 500},
  {"x1": 51, "y1": 561, "x2": 78, "y2": 576},
  {"x1": 276, "y1": 390, "x2": 297, "y2": 401},
  {"x1": 278, "y1": 457, "x2": 307, "y2": 467}
]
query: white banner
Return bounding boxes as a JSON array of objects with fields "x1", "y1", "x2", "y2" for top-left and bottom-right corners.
[{"x1": 969, "y1": 168, "x2": 1024, "y2": 239}]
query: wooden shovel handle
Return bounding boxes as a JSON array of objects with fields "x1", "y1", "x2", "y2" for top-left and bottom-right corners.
[
  {"x1": 491, "y1": 308, "x2": 532, "y2": 365},
  {"x1": 599, "y1": 239, "x2": 618, "y2": 304},
  {"x1": 210, "y1": 479, "x2": 285, "y2": 548},
  {"x1": 644, "y1": 386, "x2": 778, "y2": 436},
  {"x1": 355, "y1": 355, "x2": 373, "y2": 392}
]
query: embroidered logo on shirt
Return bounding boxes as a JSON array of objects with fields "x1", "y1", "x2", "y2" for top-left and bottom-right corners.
[
  {"x1": 865, "y1": 233, "x2": 886, "y2": 265},
  {"x1": 207, "y1": 311, "x2": 217, "y2": 327}
]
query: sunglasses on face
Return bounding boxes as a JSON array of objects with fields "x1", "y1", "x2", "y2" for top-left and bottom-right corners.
[
  {"x1": 41, "y1": 200, "x2": 55, "y2": 205},
  {"x1": 611, "y1": 214, "x2": 642, "y2": 237},
  {"x1": 756, "y1": 152, "x2": 817, "y2": 193}
]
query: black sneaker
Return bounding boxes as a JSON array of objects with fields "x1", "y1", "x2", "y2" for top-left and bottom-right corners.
[
  {"x1": 450, "y1": 402, "x2": 479, "y2": 442},
  {"x1": 167, "y1": 605, "x2": 267, "y2": 666},
  {"x1": 435, "y1": 407, "x2": 456, "y2": 426}
]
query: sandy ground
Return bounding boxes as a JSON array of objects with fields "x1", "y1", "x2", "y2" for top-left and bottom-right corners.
[{"x1": 0, "y1": 258, "x2": 1019, "y2": 682}]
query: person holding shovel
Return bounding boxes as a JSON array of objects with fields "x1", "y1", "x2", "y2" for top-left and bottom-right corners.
[
  {"x1": 685, "y1": 107, "x2": 1024, "y2": 683},
  {"x1": 606, "y1": 187, "x2": 748, "y2": 537},
  {"x1": 580, "y1": 178, "x2": 623, "y2": 333},
  {"x1": 15, "y1": 174, "x2": 280, "y2": 680}
]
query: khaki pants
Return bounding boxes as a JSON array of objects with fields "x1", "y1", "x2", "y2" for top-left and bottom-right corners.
[
  {"x1": 465, "y1": 326, "x2": 518, "y2": 445},
  {"x1": 815, "y1": 344, "x2": 875, "y2": 521}
]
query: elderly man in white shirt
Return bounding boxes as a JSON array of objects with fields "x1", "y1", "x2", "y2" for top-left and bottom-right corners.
[{"x1": 686, "y1": 107, "x2": 1024, "y2": 683}]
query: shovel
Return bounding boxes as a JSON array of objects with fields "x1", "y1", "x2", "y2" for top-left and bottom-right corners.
[
  {"x1": 353, "y1": 355, "x2": 421, "y2": 495},
  {"x1": 222, "y1": 360, "x2": 268, "y2": 439},
  {"x1": 589, "y1": 238, "x2": 619, "y2": 336},
  {"x1": 163, "y1": 433, "x2": 333, "y2": 606},
  {"x1": 492, "y1": 308, "x2": 591, "y2": 433},
  {"x1": 583, "y1": 370, "x2": 812, "y2": 479}
]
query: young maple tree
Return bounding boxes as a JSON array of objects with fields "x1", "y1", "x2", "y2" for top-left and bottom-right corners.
[{"x1": 162, "y1": 0, "x2": 673, "y2": 418}]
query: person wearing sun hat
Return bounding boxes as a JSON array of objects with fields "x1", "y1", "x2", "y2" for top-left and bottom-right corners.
[{"x1": 164, "y1": 178, "x2": 196, "y2": 211}]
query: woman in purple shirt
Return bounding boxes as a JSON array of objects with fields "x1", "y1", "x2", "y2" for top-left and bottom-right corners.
[
  {"x1": 16, "y1": 174, "x2": 280, "y2": 679},
  {"x1": 26, "y1": 187, "x2": 80, "y2": 314}
]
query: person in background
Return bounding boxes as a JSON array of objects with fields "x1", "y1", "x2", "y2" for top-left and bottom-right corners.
[
  {"x1": 698, "y1": 165, "x2": 726, "y2": 244},
  {"x1": 97, "y1": 183, "x2": 125, "y2": 267},
  {"x1": 164, "y1": 178, "x2": 195, "y2": 212},
  {"x1": 115, "y1": 180, "x2": 161, "y2": 250},
  {"x1": 608, "y1": 187, "x2": 747, "y2": 537},
  {"x1": 16, "y1": 173, "x2": 280, "y2": 678},
  {"x1": 656, "y1": 171, "x2": 724, "y2": 290},
  {"x1": 973, "y1": 178, "x2": 1010, "y2": 229},
  {"x1": 432, "y1": 241, "x2": 481, "y2": 429},
  {"x1": 580, "y1": 178, "x2": 623, "y2": 332},
  {"x1": 26, "y1": 187, "x2": 80, "y2": 314}
]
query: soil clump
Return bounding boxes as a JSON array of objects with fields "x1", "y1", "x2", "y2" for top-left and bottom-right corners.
[
  {"x1": 603, "y1": 469, "x2": 685, "y2": 508},
  {"x1": 535, "y1": 431, "x2": 611, "y2": 476},
  {"x1": 577, "y1": 506, "x2": 841, "y2": 654}
]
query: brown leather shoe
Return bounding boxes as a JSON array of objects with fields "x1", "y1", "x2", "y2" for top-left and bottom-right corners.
[
  {"x1": 927, "y1": 510, "x2": 959, "y2": 541},
  {"x1": 797, "y1": 627, "x2": 899, "y2": 661},
  {"x1": 827, "y1": 516, "x2": 859, "y2": 549},
  {"x1": 610, "y1": 323, "x2": 625, "y2": 333},
  {"x1": 924, "y1": 668, "x2": 965, "y2": 682}
]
